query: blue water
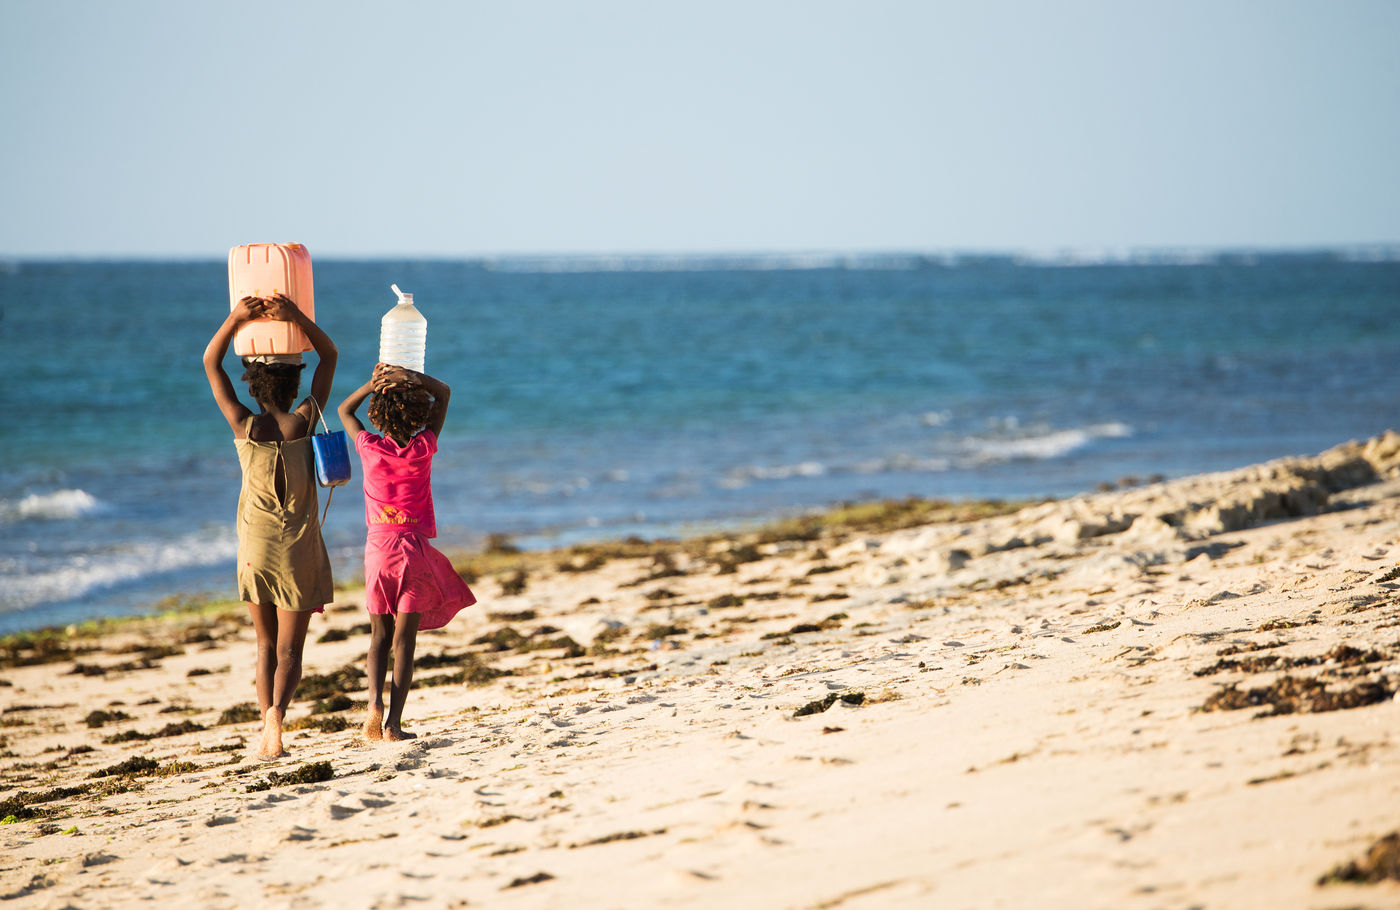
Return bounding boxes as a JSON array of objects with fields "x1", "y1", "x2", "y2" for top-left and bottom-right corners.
[{"x1": 2, "y1": 251, "x2": 1398, "y2": 632}]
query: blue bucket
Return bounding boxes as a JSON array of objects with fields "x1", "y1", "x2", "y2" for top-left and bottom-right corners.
[{"x1": 312, "y1": 430, "x2": 352, "y2": 488}]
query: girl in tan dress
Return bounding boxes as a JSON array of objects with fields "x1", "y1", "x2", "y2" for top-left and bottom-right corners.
[{"x1": 204, "y1": 295, "x2": 338, "y2": 760}]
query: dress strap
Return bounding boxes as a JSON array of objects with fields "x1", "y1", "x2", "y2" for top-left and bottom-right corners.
[{"x1": 242, "y1": 414, "x2": 257, "y2": 437}]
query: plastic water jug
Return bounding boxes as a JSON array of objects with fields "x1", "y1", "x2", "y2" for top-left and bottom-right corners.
[
  {"x1": 228, "y1": 243, "x2": 314, "y2": 356},
  {"x1": 379, "y1": 284, "x2": 426, "y2": 374}
]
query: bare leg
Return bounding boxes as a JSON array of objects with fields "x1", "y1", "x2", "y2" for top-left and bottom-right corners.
[
  {"x1": 364, "y1": 614, "x2": 394, "y2": 741},
  {"x1": 246, "y1": 603, "x2": 278, "y2": 716},
  {"x1": 259, "y1": 608, "x2": 313, "y2": 760},
  {"x1": 272, "y1": 608, "x2": 313, "y2": 712},
  {"x1": 246, "y1": 603, "x2": 279, "y2": 758},
  {"x1": 384, "y1": 612, "x2": 420, "y2": 741}
]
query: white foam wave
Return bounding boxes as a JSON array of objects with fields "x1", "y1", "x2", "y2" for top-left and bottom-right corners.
[
  {"x1": 964, "y1": 422, "x2": 1132, "y2": 464},
  {"x1": 851, "y1": 454, "x2": 953, "y2": 475},
  {"x1": 719, "y1": 461, "x2": 827, "y2": 489},
  {"x1": 0, "y1": 528, "x2": 237, "y2": 611},
  {"x1": 0, "y1": 489, "x2": 106, "y2": 523}
]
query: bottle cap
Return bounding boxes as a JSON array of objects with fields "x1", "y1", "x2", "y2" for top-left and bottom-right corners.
[{"x1": 391, "y1": 283, "x2": 412, "y2": 305}]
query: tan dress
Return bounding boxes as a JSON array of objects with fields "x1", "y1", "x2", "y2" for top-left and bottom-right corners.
[{"x1": 234, "y1": 414, "x2": 333, "y2": 612}]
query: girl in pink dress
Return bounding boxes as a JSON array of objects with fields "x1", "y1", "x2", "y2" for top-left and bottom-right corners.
[{"x1": 339, "y1": 363, "x2": 476, "y2": 741}]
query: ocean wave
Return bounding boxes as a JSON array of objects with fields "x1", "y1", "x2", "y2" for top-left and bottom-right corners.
[
  {"x1": 0, "y1": 489, "x2": 106, "y2": 523},
  {"x1": 713, "y1": 423, "x2": 1132, "y2": 489},
  {"x1": 718, "y1": 461, "x2": 827, "y2": 489},
  {"x1": 1009, "y1": 247, "x2": 1400, "y2": 268},
  {"x1": 0, "y1": 528, "x2": 237, "y2": 612},
  {"x1": 963, "y1": 422, "x2": 1132, "y2": 464},
  {"x1": 850, "y1": 454, "x2": 953, "y2": 475}
]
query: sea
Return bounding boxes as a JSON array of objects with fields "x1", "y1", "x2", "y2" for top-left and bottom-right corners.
[{"x1": 2, "y1": 250, "x2": 1398, "y2": 633}]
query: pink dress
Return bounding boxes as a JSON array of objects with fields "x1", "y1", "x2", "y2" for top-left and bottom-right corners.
[{"x1": 355, "y1": 429, "x2": 475, "y2": 630}]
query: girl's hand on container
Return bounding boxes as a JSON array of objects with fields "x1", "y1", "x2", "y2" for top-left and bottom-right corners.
[
  {"x1": 232, "y1": 296, "x2": 264, "y2": 323},
  {"x1": 261, "y1": 294, "x2": 298, "y2": 322},
  {"x1": 373, "y1": 362, "x2": 415, "y2": 392}
]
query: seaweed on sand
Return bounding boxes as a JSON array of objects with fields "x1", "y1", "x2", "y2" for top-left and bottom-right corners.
[
  {"x1": 1319, "y1": 831, "x2": 1400, "y2": 884},
  {"x1": 712, "y1": 544, "x2": 763, "y2": 575},
  {"x1": 504, "y1": 871, "x2": 554, "y2": 889},
  {"x1": 0, "y1": 785, "x2": 91, "y2": 821},
  {"x1": 416, "y1": 651, "x2": 512, "y2": 687},
  {"x1": 793, "y1": 692, "x2": 865, "y2": 717},
  {"x1": 88, "y1": 755, "x2": 159, "y2": 778},
  {"x1": 311, "y1": 694, "x2": 354, "y2": 714},
  {"x1": 763, "y1": 614, "x2": 847, "y2": 639},
  {"x1": 217, "y1": 703, "x2": 262, "y2": 726},
  {"x1": 84, "y1": 709, "x2": 132, "y2": 728},
  {"x1": 472, "y1": 627, "x2": 528, "y2": 652},
  {"x1": 500, "y1": 570, "x2": 528, "y2": 596},
  {"x1": 102, "y1": 719, "x2": 206, "y2": 744},
  {"x1": 0, "y1": 630, "x2": 100, "y2": 669},
  {"x1": 568, "y1": 828, "x2": 667, "y2": 848},
  {"x1": 488, "y1": 609, "x2": 537, "y2": 623},
  {"x1": 521, "y1": 635, "x2": 586, "y2": 658},
  {"x1": 1195, "y1": 644, "x2": 1391, "y2": 678},
  {"x1": 296, "y1": 663, "x2": 368, "y2": 700},
  {"x1": 286, "y1": 714, "x2": 351, "y2": 733},
  {"x1": 753, "y1": 497, "x2": 1028, "y2": 543},
  {"x1": 246, "y1": 760, "x2": 334, "y2": 793},
  {"x1": 621, "y1": 552, "x2": 688, "y2": 587},
  {"x1": 1201, "y1": 675, "x2": 1393, "y2": 717}
]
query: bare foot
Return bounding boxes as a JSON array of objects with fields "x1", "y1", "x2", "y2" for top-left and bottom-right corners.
[
  {"x1": 384, "y1": 724, "x2": 417, "y2": 742},
  {"x1": 364, "y1": 705, "x2": 384, "y2": 742},
  {"x1": 258, "y1": 706, "x2": 287, "y2": 760}
]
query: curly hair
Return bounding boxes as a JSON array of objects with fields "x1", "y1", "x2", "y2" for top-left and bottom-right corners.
[
  {"x1": 368, "y1": 384, "x2": 435, "y2": 446},
  {"x1": 240, "y1": 360, "x2": 305, "y2": 412}
]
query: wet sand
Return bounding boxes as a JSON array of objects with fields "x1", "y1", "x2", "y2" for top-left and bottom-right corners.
[{"x1": 4, "y1": 432, "x2": 1400, "y2": 908}]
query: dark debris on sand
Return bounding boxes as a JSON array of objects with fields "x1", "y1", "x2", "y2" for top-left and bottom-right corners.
[
  {"x1": 246, "y1": 760, "x2": 334, "y2": 793},
  {"x1": 794, "y1": 692, "x2": 866, "y2": 718},
  {"x1": 1195, "y1": 644, "x2": 1392, "y2": 678},
  {"x1": 102, "y1": 719, "x2": 206, "y2": 744},
  {"x1": 1319, "y1": 831, "x2": 1400, "y2": 885},
  {"x1": 1201, "y1": 675, "x2": 1393, "y2": 717},
  {"x1": 296, "y1": 664, "x2": 368, "y2": 700}
]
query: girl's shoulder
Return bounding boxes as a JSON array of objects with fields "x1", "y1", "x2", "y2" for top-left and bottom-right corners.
[{"x1": 356, "y1": 429, "x2": 436, "y2": 456}]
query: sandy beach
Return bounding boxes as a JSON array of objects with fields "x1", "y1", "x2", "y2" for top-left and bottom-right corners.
[{"x1": 4, "y1": 432, "x2": 1400, "y2": 909}]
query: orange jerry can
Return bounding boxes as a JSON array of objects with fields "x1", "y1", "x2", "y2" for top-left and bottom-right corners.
[{"x1": 228, "y1": 243, "x2": 315, "y2": 356}]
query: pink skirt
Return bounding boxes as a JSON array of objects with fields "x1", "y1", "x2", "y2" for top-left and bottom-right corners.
[{"x1": 364, "y1": 529, "x2": 476, "y2": 631}]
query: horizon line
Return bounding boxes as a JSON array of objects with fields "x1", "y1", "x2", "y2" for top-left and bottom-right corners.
[{"x1": 3, "y1": 243, "x2": 1399, "y2": 269}]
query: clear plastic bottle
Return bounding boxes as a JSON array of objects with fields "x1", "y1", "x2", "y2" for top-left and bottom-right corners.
[{"x1": 379, "y1": 284, "x2": 427, "y2": 373}]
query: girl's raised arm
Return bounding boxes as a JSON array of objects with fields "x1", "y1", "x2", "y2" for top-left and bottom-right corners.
[
  {"x1": 338, "y1": 377, "x2": 374, "y2": 436},
  {"x1": 416, "y1": 372, "x2": 451, "y2": 439},
  {"x1": 203, "y1": 297, "x2": 260, "y2": 432}
]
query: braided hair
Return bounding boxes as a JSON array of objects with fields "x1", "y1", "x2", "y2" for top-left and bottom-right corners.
[
  {"x1": 368, "y1": 383, "x2": 434, "y2": 447},
  {"x1": 240, "y1": 360, "x2": 305, "y2": 412}
]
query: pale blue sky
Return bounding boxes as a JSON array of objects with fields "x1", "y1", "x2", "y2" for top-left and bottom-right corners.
[{"x1": 1, "y1": 0, "x2": 1397, "y2": 257}]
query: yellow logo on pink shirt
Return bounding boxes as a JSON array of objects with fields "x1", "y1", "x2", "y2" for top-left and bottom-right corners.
[{"x1": 371, "y1": 505, "x2": 418, "y2": 525}]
